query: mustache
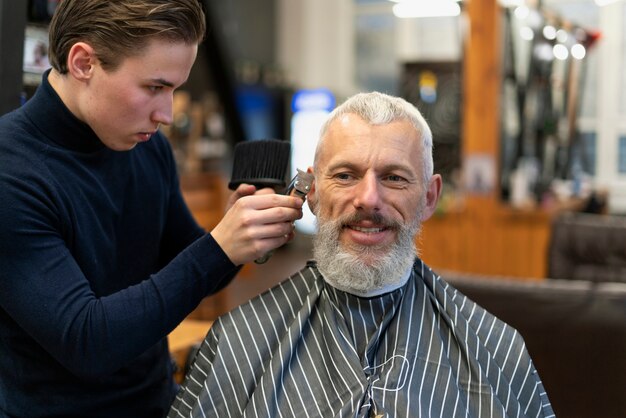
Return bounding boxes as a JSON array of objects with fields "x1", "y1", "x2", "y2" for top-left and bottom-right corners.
[{"x1": 334, "y1": 212, "x2": 402, "y2": 229}]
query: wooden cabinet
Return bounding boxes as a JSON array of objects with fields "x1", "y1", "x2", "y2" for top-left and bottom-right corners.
[{"x1": 420, "y1": 200, "x2": 552, "y2": 279}]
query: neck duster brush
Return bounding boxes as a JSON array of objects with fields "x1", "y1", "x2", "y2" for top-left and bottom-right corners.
[{"x1": 228, "y1": 139, "x2": 291, "y2": 192}]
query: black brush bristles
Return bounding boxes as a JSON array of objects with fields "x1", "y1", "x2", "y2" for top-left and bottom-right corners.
[{"x1": 228, "y1": 139, "x2": 291, "y2": 191}]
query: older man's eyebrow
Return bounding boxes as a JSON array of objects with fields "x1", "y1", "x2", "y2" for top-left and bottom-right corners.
[
  {"x1": 327, "y1": 161, "x2": 415, "y2": 176},
  {"x1": 327, "y1": 161, "x2": 356, "y2": 171}
]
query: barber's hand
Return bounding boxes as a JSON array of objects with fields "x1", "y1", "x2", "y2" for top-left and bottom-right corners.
[
  {"x1": 224, "y1": 183, "x2": 257, "y2": 212},
  {"x1": 211, "y1": 184, "x2": 303, "y2": 266}
]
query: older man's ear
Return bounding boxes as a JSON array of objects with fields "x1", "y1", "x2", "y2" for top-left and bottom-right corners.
[
  {"x1": 421, "y1": 174, "x2": 443, "y2": 222},
  {"x1": 306, "y1": 166, "x2": 318, "y2": 216}
]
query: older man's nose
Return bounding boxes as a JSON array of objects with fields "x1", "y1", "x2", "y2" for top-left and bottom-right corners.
[{"x1": 353, "y1": 174, "x2": 382, "y2": 212}]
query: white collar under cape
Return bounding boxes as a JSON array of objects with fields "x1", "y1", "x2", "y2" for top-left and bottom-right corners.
[{"x1": 322, "y1": 265, "x2": 413, "y2": 298}]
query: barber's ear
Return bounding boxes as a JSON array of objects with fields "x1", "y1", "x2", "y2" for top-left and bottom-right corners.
[
  {"x1": 306, "y1": 166, "x2": 318, "y2": 215},
  {"x1": 67, "y1": 42, "x2": 97, "y2": 80},
  {"x1": 421, "y1": 174, "x2": 442, "y2": 222}
]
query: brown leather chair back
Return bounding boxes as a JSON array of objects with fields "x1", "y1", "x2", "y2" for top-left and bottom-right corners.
[
  {"x1": 447, "y1": 275, "x2": 626, "y2": 418},
  {"x1": 549, "y1": 212, "x2": 626, "y2": 283}
]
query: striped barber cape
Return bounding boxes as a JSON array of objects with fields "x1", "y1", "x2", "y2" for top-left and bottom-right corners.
[{"x1": 169, "y1": 259, "x2": 554, "y2": 418}]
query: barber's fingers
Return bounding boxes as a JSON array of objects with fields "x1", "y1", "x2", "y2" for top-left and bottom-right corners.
[
  {"x1": 239, "y1": 232, "x2": 294, "y2": 264},
  {"x1": 241, "y1": 220, "x2": 296, "y2": 240},
  {"x1": 226, "y1": 184, "x2": 302, "y2": 213},
  {"x1": 211, "y1": 194, "x2": 303, "y2": 265},
  {"x1": 225, "y1": 183, "x2": 256, "y2": 212},
  {"x1": 253, "y1": 187, "x2": 276, "y2": 196},
  {"x1": 232, "y1": 193, "x2": 303, "y2": 212},
  {"x1": 212, "y1": 221, "x2": 297, "y2": 266}
]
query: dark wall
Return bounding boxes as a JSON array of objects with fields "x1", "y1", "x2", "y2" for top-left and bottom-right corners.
[
  {"x1": 0, "y1": 0, "x2": 277, "y2": 120},
  {"x1": 209, "y1": 0, "x2": 276, "y2": 67},
  {"x1": 186, "y1": 0, "x2": 281, "y2": 143},
  {"x1": 0, "y1": 0, "x2": 27, "y2": 115}
]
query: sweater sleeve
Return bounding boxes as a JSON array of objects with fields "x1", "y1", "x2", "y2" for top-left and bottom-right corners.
[
  {"x1": 0, "y1": 197, "x2": 234, "y2": 378},
  {"x1": 0, "y1": 145, "x2": 238, "y2": 379}
]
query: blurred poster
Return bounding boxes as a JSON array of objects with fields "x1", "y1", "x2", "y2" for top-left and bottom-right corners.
[
  {"x1": 23, "y1": 26, "x2": 50, "y2": 74},
  {"x1": 400, "y1": 61, "x2": 462, "y2": 180}
]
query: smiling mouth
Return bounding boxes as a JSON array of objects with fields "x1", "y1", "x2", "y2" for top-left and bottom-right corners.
[{"x1": 349, "y1": 225, "x2": 386, "y2": 233}]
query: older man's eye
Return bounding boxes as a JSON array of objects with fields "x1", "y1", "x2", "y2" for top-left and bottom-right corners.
[
  {"x1": 386, "y1": 175, "x2": 404, "y2": 182},
  {"x1": 334, "y1": 173, "x2": 353, "y2": 181}
]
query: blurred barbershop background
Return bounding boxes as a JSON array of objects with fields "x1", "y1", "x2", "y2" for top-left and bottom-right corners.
[{"x1": 2, "y1": 1, "x2": 625, "y2": 416}]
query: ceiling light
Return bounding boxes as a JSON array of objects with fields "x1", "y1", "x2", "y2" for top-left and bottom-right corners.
[
  {"x1": 553, "y1": 44, "x2": 569, "y2": 60},
  {"x1": 499, "y1": 0, "x2": 525, "y2": 6},
  {"x1": 556, "y1": 29, "x2": 569, "y2": 43},
  {"x1": 514, "y1": 6, "x2": 530, "y2": 20},
  {"x1": 594, "y1": 0, "x2": 622, "y2": 6},
  {"x1": 520, "y1": 26, "x2": 534, "y2": 41},
  {"x1": 392, "y1": 0, "x2": 461, "y2": 18},
  {"x1": 542, "y1": 25, "x2": 557, "y2": 40},
  {"x1": 571, "y1": 43, "x2": 586, "y2": 60}
]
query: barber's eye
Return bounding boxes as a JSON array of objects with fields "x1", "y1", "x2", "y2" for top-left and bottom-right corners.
[
  {"x1": 386, "y1": 175, "x2": 404, "y2": 182},
  {"x1": 148, "y1": 86, "x2": 163, "y2": 93}
]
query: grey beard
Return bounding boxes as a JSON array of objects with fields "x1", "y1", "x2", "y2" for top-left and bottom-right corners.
[{"x1": 313, "y1": 213, "x2": 422, "y2": 297}]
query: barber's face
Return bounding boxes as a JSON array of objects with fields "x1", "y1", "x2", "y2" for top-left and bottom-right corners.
[
  {"x1": 79, "y1": 39, "x2": 197, "y2": 151},
  {"x1": 310, "y1": 114, "x2": 430, "y2": 262}
]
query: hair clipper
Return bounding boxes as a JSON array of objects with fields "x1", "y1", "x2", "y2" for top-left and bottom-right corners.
[{"x1": 255, "y1": 169, "x2": 314, "y2": 264}]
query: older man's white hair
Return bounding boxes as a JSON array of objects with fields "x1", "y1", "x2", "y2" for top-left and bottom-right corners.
[{"x1": 314, "y1": 91, "x2": 434, "y2": 185}]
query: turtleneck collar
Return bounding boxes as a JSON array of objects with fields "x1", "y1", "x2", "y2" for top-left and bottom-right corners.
[{"x1": 22, "y1": 70, "x2": 108, "y2": 153}]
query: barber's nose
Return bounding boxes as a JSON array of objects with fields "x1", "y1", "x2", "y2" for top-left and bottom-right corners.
[
  {"x1": 152, "y1": 95, "x2": 174, "y2": 126},
  {"x1": 353, "y1": 174, "x2": 382, "y2": 212}
]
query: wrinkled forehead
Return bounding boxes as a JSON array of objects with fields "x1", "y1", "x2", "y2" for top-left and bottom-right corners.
[{"x1": 315, "y1": 114, "x2": 423, "y2": 170}]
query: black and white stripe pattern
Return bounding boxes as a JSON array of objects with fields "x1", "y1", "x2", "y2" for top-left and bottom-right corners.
[{"x1": 169, "y1": 259, "x2": 554, "y2": 418}]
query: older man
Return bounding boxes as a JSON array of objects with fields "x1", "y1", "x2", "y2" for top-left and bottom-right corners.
[{"x1": 169, "y1": 92, "x2": 554, "y2": 418}]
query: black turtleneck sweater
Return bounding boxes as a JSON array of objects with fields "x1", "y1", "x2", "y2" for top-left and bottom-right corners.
[{"x1": 0, "y1": 72, "x2": 237, "y2": 417}]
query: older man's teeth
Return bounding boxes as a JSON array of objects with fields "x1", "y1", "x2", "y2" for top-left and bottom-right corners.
[{"x1": 352, "y1": 226, "x2": 383, "y2": 233}]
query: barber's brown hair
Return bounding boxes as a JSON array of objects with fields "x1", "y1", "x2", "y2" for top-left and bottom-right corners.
[{"x1": 48, "y1": 0, "x2": 206, "y2": 74}]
